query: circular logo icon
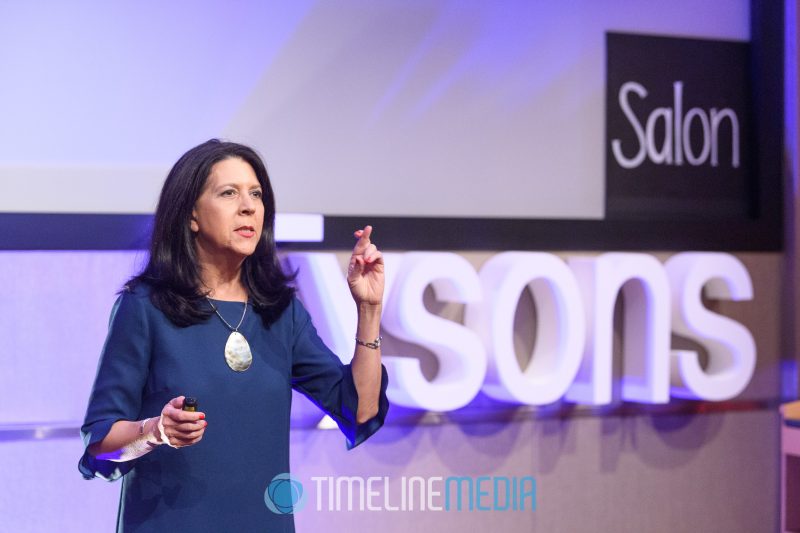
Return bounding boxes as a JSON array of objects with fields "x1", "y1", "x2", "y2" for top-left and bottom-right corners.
[{"x1": 264, "y1": 473, "x2": 307, "y2": 514}]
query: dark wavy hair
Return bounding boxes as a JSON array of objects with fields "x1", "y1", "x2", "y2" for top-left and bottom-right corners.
[{"x1": 127, "y1": 139, "x2": 295, "y2": 327}]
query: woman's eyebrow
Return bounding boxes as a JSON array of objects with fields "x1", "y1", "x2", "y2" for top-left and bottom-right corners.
[{"x1": 214, "y1": 182, "x2": 261, "y2": 190}]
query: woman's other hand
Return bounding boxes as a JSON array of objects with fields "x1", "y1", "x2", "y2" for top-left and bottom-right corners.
[
  {"x1": 347, "y1": 225, "x2": 384, "y2": 306},
  {"x1": 157, "y1": 396, "x2": 207, "y2": 448}
]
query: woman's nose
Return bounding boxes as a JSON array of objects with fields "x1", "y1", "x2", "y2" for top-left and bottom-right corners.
[{"x1": 240, "y1": 194, "x2": 256, "y2": 214}]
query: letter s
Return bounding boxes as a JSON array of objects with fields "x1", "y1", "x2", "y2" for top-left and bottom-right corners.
[
  {"x1": 382, "y1": 252, "x2": 486, "y2": 411},
  {"x1": 665, "y1": 253, "x2": 756, "y2": 401},
  {"x1": 611, "y1": 81, "x2": 648, "y2": 169}
]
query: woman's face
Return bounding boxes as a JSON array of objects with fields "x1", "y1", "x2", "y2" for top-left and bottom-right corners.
[{"x1": 190, "y1": 157, "x2": 265, "y2": 266}]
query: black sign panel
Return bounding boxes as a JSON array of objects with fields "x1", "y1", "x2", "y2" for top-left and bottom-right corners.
[{"x1": 606, "y1": 32, "x2": 751, "y2": 221}]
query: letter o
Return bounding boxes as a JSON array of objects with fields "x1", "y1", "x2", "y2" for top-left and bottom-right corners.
[
  {"x1": 682, "y1": 108, "x2": 711, "y2": 165},
  {"x1": 465, "y1": 252, "x2": 585, "y2": 405}
]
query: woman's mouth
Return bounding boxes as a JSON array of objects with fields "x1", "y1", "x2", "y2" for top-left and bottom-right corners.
[{"x1": 235, "y1": 226, "x2": 256, "y2": 238}]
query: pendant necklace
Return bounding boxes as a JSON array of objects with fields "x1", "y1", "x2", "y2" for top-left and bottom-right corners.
[{"x1": 207, "y1": 297, "x2": 253, "y2": 372}]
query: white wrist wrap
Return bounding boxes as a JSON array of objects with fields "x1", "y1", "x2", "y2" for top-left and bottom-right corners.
[{"x1": 157, "y1": 415, "x2": 178, "y2": 448}]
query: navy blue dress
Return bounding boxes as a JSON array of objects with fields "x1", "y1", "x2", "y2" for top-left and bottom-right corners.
[{"x1": 79, "y1": 285, "x2": 389, "y2": 532}]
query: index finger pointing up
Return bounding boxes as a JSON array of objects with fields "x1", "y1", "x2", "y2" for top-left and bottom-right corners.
[{"x1": 353, "y1": 225, "x2": 373, "y2": 251}]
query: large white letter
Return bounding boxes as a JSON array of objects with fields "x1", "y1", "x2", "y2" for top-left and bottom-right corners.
[
  {"x1": 646, "y1": 107, "x2": 673, "y2": 165},
  {"x1": 567, "y1": 253, "x2": 671, "y2": 405},
  {"x1": 710, "y1": 108, "x2": 740, "y2": 168},
  {"x1": 382, "y1": 253, "x2": 486, "y2": 411},
  {"x1": 611, "y1": 81, "x2": 648, "y2": 169},
  {"x1": 665, "y1": 253, "x2": 755, "y2": 400},
  {"x1": 465, "y1": 252, "x2": 585, "y2": 405},
  {"x1": 682, "y1": 108, "x2": 711, "y2": 165},
  {"x1": 673, "y1": 81, "x2": 684, "y2": 165}
]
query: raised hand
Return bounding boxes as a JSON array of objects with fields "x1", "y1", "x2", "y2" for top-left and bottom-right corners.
[{"x1": 347, "y1": 225, "x2": 384, "y2": 306}]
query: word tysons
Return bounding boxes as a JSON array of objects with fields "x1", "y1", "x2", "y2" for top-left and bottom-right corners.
[{"x1": 287, "y1": 252, "x2": 754, "y2": 412}]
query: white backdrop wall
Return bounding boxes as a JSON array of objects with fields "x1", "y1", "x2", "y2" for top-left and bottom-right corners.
[{"x1": 0, "y1": 0, "x2": 747, "y2": 219}]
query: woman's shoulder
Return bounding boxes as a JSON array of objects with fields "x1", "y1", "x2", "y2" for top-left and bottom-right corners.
[
  {"x1": 118, "y1": 280, "x2": 155, "y2": 303},
  {"x1": 108, "y1": 281, "x2": 156, "y2": 322},
  {"x1": 286, "y1": 294, "x2": 307, "y2": 319}
]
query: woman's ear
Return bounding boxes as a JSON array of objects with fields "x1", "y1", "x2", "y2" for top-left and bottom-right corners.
[{"x1": 190, "y1": 210, "x2": 199, "y2": 233}]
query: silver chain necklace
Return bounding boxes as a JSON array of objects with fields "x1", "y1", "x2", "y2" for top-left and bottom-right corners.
[{"x1": 207, "y1": 297, "x2": 253, "y2": 372}]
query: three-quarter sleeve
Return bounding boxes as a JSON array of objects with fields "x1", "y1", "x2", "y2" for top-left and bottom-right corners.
[
  {"x1": 290, "y1": 298, "x2": 389, "y2": 449},
  {"x1": 78, "y1": 291, "x2": 152, "y2": 480}
]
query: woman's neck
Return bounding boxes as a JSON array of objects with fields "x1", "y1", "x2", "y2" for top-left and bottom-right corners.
[{"x1": 198, "y1": 262, "x2": 248, "y2": 302}]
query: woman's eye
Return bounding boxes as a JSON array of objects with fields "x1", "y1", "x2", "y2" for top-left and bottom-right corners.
[
  {"x1": 251, "y1": 190, "x2": 263, "y2": 199},
  {"x1": 221, "y1": 189, "x2": 236, "y2": 197}
]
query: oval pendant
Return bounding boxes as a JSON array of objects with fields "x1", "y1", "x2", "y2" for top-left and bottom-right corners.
[{"x1": 225, "y1": 331, "x2": 253, "y2": 372}]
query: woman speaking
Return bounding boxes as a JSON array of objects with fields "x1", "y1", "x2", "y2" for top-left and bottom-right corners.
[{"x1": 79, "y1": 139, "x2": 389, "y2": 532}]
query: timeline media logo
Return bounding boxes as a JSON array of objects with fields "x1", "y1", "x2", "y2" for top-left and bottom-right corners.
[{"x1": 264, "y1": 474, "x2": 536, "y2": 512}]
